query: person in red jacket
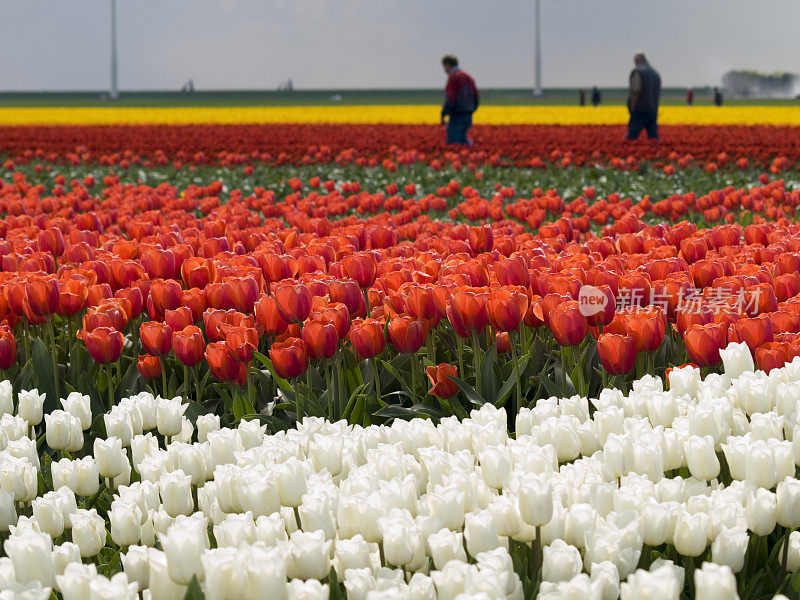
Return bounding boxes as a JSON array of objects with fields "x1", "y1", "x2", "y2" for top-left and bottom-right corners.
[{"x1": 441, "y1": 55, "x2": 479, "y2": 145}]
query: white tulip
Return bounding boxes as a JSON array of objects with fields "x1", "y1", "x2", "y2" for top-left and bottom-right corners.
[
  {"x1": 694, "y1": 562, "x2": 738, "y2": 600},
  {"x1": 17, "y1": 389, "x2": 45, "y2": 426},
  {"x1": 542, "y1": 539, "x2": 582, "y2": 583}
]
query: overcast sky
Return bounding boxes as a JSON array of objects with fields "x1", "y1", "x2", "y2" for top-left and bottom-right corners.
[{"x1": 2, "y1": 0, "x2": 798, "y2": 91}]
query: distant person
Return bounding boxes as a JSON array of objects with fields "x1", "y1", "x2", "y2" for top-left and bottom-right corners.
[
  {"x1": 578, "y1": 89, "x2": 585, "y2": 106},
  {"x1": 625, "y1": 51, "x2": 661, "y2": 141},
  {"x1": 714, "y1": 87, "x2": 723, "y2": 106},
  {"x1": 686, "y1": 88, "x2": 694, "y2": 105},
  {"x1": 591, "y1": 86, "x2": 601, "y2": 106},
  {"x1": 440, "y1": 55, "x2": 479, "y2": 145}
]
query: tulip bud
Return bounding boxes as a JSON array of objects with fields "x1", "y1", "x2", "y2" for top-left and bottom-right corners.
[
  {"x1": 71, "y1": 508, "x2": 106, "y2": 557},
  {"x1": 463, "y1": 509, "x2": 500, "y2": 558},
  {"x1": 121, "y1": 546, "x2": 152, "y2": 591},
  {"x1": 542, "y1": 539, "x2": 582, "y2": 583},
  {"x1": 287, "y1": 529, "x2": 333, "y2": 580},
  {"x1": 673, "y1": 510, "x2": 710, "y2": 558},
  {"x1": 45, "y1": 410, "x2": 81, "y2": 451},
  {"x1": 683, "y1": 435, "x2": 720, "y2": 481},
  {"x1": 53, "y1": 542, "x2": 81, "y2": 578},
  {"x1": 93, "y1": 436, "x2": 126, "y2": 479},
  {"x1": 31, "y1": 492, "x2": 65, "y2": 538},
  {"x1": 17, "y1": 388, "x2": 45, "y2": 426},
  {"x1": 719, "y1": 341, "x2": 754, "y2": 379},
  {"x1": 518, "y1": 474, "x2": 554, "y2": 527},
  {"x1": 56, "y1": 562, "x2": 97, "y2": 600},
  {"x1": 157, "y1": 397, "x2": 188, "y2": 438},
  {"x1": 711, "y1": 528, "x2": 749, "y2": 573},
  {"x1": 777, "y1": 477, "x2": 800, "y2": 528},
  {"x1": 161, "y1": 515, "x2": 209, "y2": 585},
  {"x1": 746, "y1": 488, "x2": 777, "y2": 536},
  {"x1": 287, "y1": 579, "x2": 329, "y2": 600},
  {"x1": 196, "y1": 414, "x2": 221, "y2": 443},
  {"x1": 333, "y1": 535, "x2": 373, "y2": 577},
  {"x1": 694, "y1": 562, "x2": 738, "y2": 600},
  {"x1": 4, "y1": 530, "x2": 55, "y2": 587},
  {"x1": 0, "y1": 381, "x2": 12, "y2": 415},
  {"x1": 276, "y1": 457, "x2": 308, "y2": 508},
  {"x1": 158, "y1": 469, "x2": 193, "y2": 517},
  {"x1": 111, "y1": 501, "x2": 143, "y2": 547},
  {"x1": 148, "y1": 548, "x2": 189, "y2": 599}
]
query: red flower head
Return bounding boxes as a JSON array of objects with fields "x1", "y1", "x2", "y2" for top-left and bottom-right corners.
[
  {"x1": 596, "y1": 333, "x2": 636, "y2": 375},
  {"x1": 349, "y1": 318, "x2": 386, "y2": 360},
  {"x1": 165, "y1": 306, "x2": 194, "y2": 334},
  {"x1": 448, "y1": 288, "x2": 489, "y2": 338},
  {"x1": 223, "y1": 324, "x2": 259, "y2": 363},
  {"x1": 729, "y1": 315, "x2": 774, "y2": 352},
  {"x1": 80, "y1": 326, "x2": 124, "y2": 365},
  {"x1": 330, "y1": 279, "x2": 365, "y2": 316},
  {"x1": 26, "y1": 276, "x2": 59, "y2": 317},
  {"x1": 273, "y1": 283, "x2": 313, "y2": 324},
  {"x1": 57, "y1": 278, "x2": 89, "y2": 317},
  {"x1": 684, "y1": 323, "x2": 727, "y2": 367},
  {"x1": 755, "y1": 341, "x2": 790, "y2": 373},
  {"x1": 487, "y1": 287, "x2": 529, "y2": 332},
  {"x1": 205, "y1": 341, "x2": 241, "y2": 382},
  {"x1": 149, "y1": 279, "x2": 183, "y2": 319},
  {"x1": 172, "y1": 325, "x2": 205, "y2": 366},
  {"x1": 342, "y1": 252, "x2": 377, "y2": 289},
  {"x1": 181, "y1": 257, "x2": 216, "y2": 290},
  {"x1": 0, "y1": 326, "x2": 17, "y2": 370},
  {"x1": 401, "y1": 284, "x2": 437, "y2": 321},
  {"x1": 495, "y1": 256, "x2": 531, "y2": 289},
  {"x1": 626, "y1": 307, "x2": 666, "y2": 352},
  {"x1": 136, "y1": 355, "x2": 162, "y2": 380},
  {"x1": 468, "y1": 225, "x2": 494, "y2": 255},
  {"x1": 548, "y1": 301, "x2": 588, "y2": 347},
  {"x1": 426, "y1": 363, "x2": 458, "y2": 399},
  {"x1": 269, "y1": 337, "x2": 308, "y2": 379},
  {"x1": 254, "y1": 294, "x2": 289, "y2": 337},
  {"x1": 140, "y1": 321, "x2": 173, "y2": 356},
  {"x1": 388, "y1": 315, "x2": 428, "y2": 354},
  {"x1": 302, "y1": 319, "x2": 339, "y2": 360}
]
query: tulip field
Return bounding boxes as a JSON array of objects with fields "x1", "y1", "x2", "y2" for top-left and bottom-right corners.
[{"x1": 3, "y1": 108, "x2": 800, "y2": 599}]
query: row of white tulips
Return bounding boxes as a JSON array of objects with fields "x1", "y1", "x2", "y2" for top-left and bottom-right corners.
[{"x1": 0, "y1": 341, "x2": 798, "y2": 598}]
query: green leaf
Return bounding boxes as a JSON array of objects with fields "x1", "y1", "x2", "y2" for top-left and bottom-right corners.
[
  {"x1": 381, "y1": 359, "x2": 413, "y2": 397},
  {"x1": 495, "y1": 352, "x2": 530, "y2": 407},
  {"x1": 448, "y1": 375, "x2": 486, "y2": 406},
  {"x1": 540, "y1": 372, "x2": 565, "y2": 399},
  {"x1": 252, "y1": 352, "x2": 295, "y2": 401},
  {"x1": 114, "y1": 360, "x2": 141, "y2": 402},
  {"x1": 479, "y1": 344, "x2": 499, "y2": 402},
  {"x1": 183, "y1": 575, "x2": 205, "y2": 600},
  {"x1": 32, "y1": 338, "x2": 58, "y2": 414}
]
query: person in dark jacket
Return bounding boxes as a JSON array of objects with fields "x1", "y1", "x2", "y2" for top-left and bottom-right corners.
[
  {"x1": 441, "y1": 55, "x2": 479, "y2": 145},
  {"x1": 625, "y1": 51, "x2": 661, "y2": 141},
  {"x1": 714, "y1": 87, "x2": 724, "y2": 106},
  {"x1": 591, "y1": 86, "x2": 601, "y2": 106}
]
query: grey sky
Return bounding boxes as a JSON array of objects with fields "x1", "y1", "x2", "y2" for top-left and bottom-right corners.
[{"x1": 2, "y1": 0, "x2": 798, "y2": 91}]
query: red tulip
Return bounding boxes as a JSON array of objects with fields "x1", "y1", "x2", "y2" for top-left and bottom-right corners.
[
  {"x1": 487, "y1": 287, "x2": 528, "y2": 332},
  {"x1": 273, "y1": 283, "x2": 313, "y2": 324},
  {"x1": 80, "y1": 327, "x2": 124, "y2": 364},
  {"x1": 172, "y1": 325, "x2": 205, "y2": 366},
  {"x1": 342, "y1": 252, "x2": 377, "y2": 289},
  {"x1": 302, "y1": 319, "x2": 339, "y2": 360},
  {"x1": 136, "y1": 355, "x2": 162, "y2": 380},
  {"x1": 626, "y1": 308, "x2": 666, "y2": 352},
  {"x1": 426, "y1": 363, "x2": 458, "y2": 398},
  {"x1": 388, "y1": 315, "x2": 428, "y2": 354},
  {"x1": 548, "y1": 301, "x2": 588, "y2": 347},
  {"x1": 729, "y1": 315, "x2": 774, "y2": 352},
  {"x1": 205, "y1": 341, "x2": 241, "y2": 382},
  {"x1": 401, "y1": 285, "x2": 437, "y2": 321},
  {"x1": 269, "y1": 337, "x2": 308, "y2": 379},
  {"x1": 26, "y1": 276, "x2": 59, "y2": 317},
  {"x1": 181, "y1": 256, "x2": 216, "y2": 290},
  {"x1": 181, "y1": 288, "x2": 207, "y2": 323},
  {"x1": 57, "y1": 278, "x2": 89, "y2": 317},
  {"x1": 496, "y1": 331, "x2": 511, "y2": 354},
  {"x1": 223, "y1": 325, "x2": 259, "y2": 363},
  {"x1": 596, "y1": 333, "x2": 636, "y2": 375},
  {"x1": 349, "y1": 318, "x2": 386, "y2": 359},
  {"x1": 149, "y1": 279, "x2": 183, "y2": 318},
  {"x1": 495, "y1": 256, "x2": 531, "y2": 288},
  {"x1": 755, "y1": 341, "x2": 790, "y2": 373},
  {"x1": 468, "y1": 225, "x2": 494, "y2": 254},
  {"x1": 165, "y1": 306, "x2": 193, "y2": 333},
  {"x1": 684, "y1": 323, "x2": 727, "y2": 366},
  {"x1": 329, "y1": 279, "x2": 365, "y2": 316},
  {"x1": 448, "y1": 288, "x2": 488, "y2": 337},
  {"x1": 0, "y1": 326, "x2": 16, "y2": 370},
  {"x1": 140, "y1": 321, "x2": 173, "y2": 356},
  {"x1": 579, "y1": 285, "x2": 616, "y2": 327}
]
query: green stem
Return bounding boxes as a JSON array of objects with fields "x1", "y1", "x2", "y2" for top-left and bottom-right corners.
[
  {"x1": 105, "y1": 364, "x2": 114, "y2": 409},
  {"x1": 411, "y1": 353, "x2": 420, "y2": 403},
  {"x1": 363, "y1": 288, "x2": 371, "y2": 317},
  {"x1": 47, "y1": 318, "x2": 60, "y2": 401},
  {"x1": 510, "y1": 330, "x2": 522, "y2": 416},
  {"x1": 161, "y1": 363, "x2": 168, "y2": 399},
  {"x1": 183, "y1": 364, "x2": 190, "y2": 402},
  {"x1": 337, "y1": 351, "x2": 345, "y2": 419},
  {"x1": 560, "y1": 346, "x2": 569, "y2": 396},
  {"x1": 782, "y1": 527, "x2": 792, "y2": 581},
  {"x1": 456, "y1": 335, "x2": 465, "y2": 379},
  {"x1": 426, "y1": 334, "x2": 435, "y2": 365},
  {"x1": 294, "y1": 377, "x2": 303, "y2": 421},
  {"x1": 324, "y1": 360, "x2": 333, "y2": 421},
  {"x1": 472, "y1": 331, "x2": 482, "y2": 394},
  {"x1": 372, "y1": 357, "x2": 381, "y2": 404}
]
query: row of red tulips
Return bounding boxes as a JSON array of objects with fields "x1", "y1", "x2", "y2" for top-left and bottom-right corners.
[
  {"x1": 0, "y1": 167, "x2": 797, "y2": 427},
  {"x1": 3, "y1": 124, "x2": 800, "y2": 170}
]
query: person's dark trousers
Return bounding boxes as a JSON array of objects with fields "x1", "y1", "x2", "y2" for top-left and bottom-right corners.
[
  {"x1": 446, "y1": 113, "x2": 473, "y2": 145},
  {"x1": 626, "y1": 110, "x2": 659, "y2": 140}
]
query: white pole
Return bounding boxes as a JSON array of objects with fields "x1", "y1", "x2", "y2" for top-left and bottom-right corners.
[
  {"x1": 110, "y1": 0, "x2": 118, "y2": 100},
  {"x1": 533, "y1": 0, "x2": 543, "y2": 96}
]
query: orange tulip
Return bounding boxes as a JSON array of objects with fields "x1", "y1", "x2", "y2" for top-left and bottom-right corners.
[
  {"x1": 684, "y1": 323, "x2": 726, "y2": 366},
  {"x1": 388, "y1": 315, "x2": 428, "y2": 354},
  {"x1": 426, "y1": 363, "x2": 458, "y2": 398},
  {"x1": 136, "y1": 354, "x2": 162, "y2": 380},
  {"x1": 342, "y1": 252, "x2": 377, "y2": 289},
  {"x1": 269, "y1": 337, "x2": 308, "y2": 379},
  {"x1": 548, "y1": 301, "x2": 588, "y2": 347},
  {"x1": 172, "y1": 325, "x2": 205, "y2": 367},
  {"x1": 597, "y1": 333, "x2": 636, "y2": 375},
  {"x1": 80, "y1": 326, "x2": 124, "y2": 364},
  {"x1": 349, "y1": 318, "x2": 386, "y2": 359},
  {"x1": 273, "y1": 283, "x2": 313, "y2": 324},
  {"x1": 0, "y1": 326, "x2": 16, "y2": 370},
  {"x1": 140, "y1": 321, "x2": 173, "y2": 356},
  {"x1": 302, "y1": 319, "x2": 338, "y2": 360},
  {"x1": 487, "y1": 287, "x2": 528, "y2": 332}
]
